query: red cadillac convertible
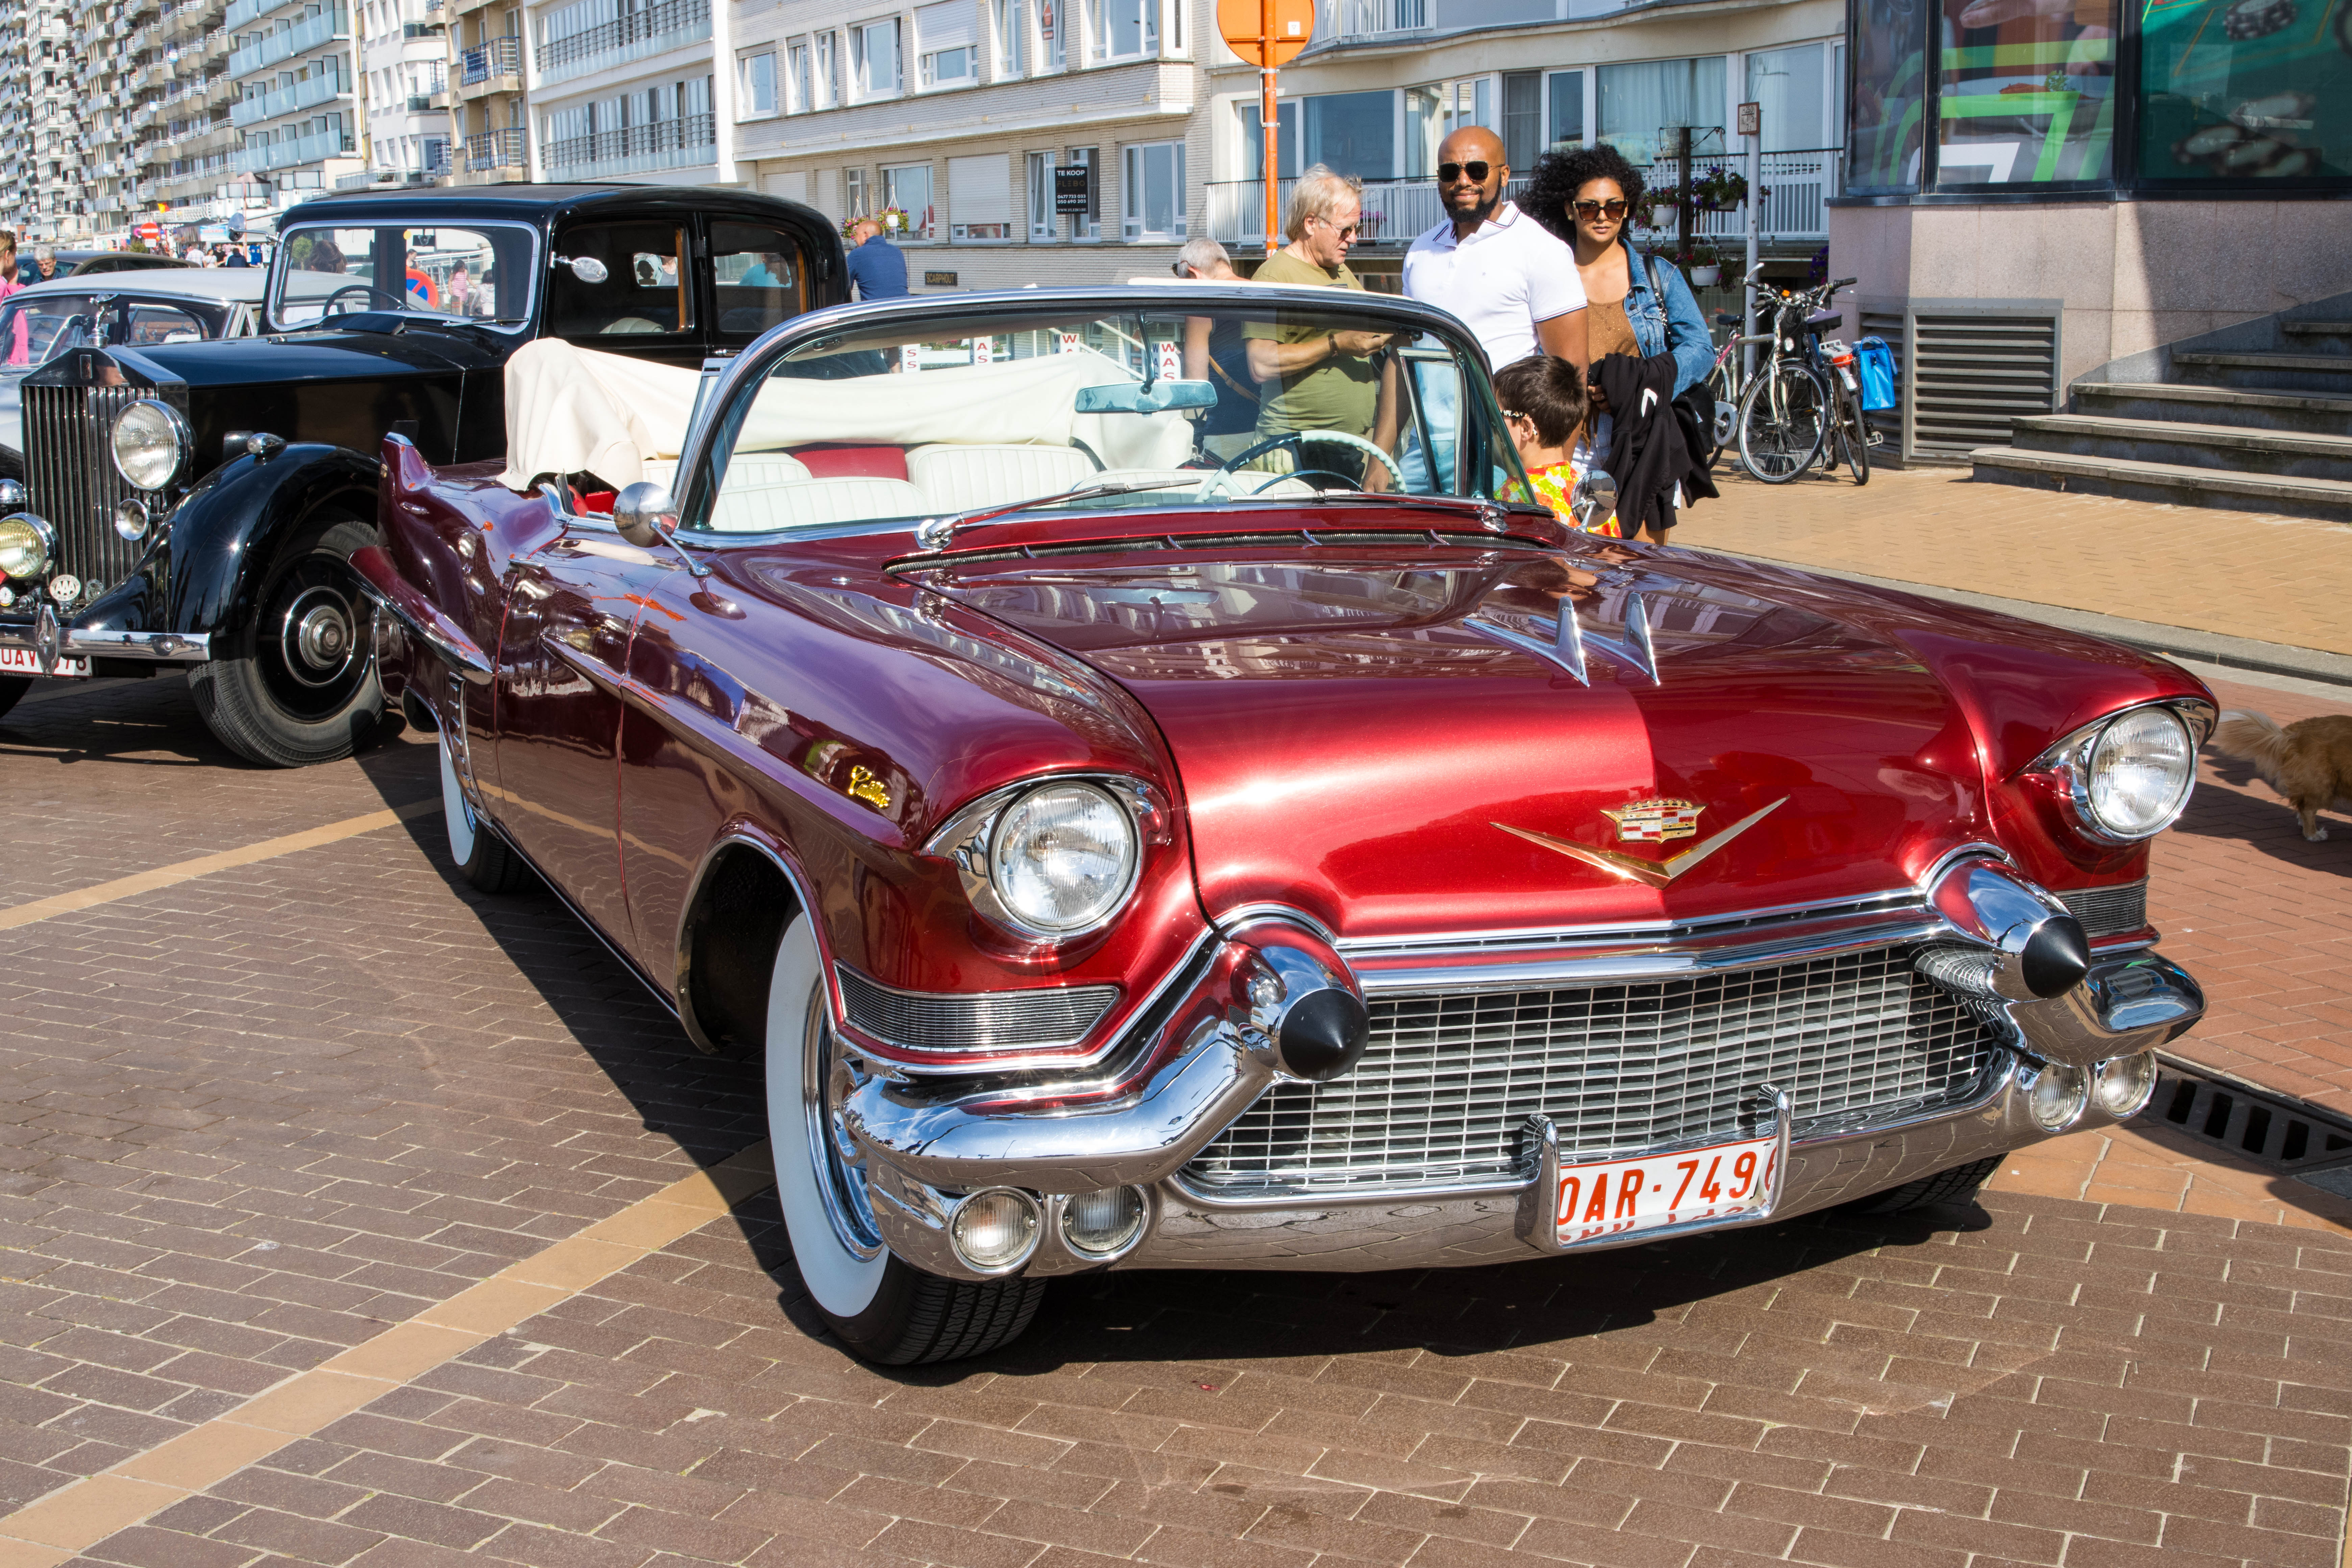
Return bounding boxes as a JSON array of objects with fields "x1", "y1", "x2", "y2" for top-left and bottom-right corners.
[{"x1": 360, "y1": 286, "x2": 2209, "y2": 1365}]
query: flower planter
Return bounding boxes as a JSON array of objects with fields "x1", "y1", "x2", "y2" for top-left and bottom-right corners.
[{"x1": 1689, "y1": 265, "x2": 1721, "y2": 288}]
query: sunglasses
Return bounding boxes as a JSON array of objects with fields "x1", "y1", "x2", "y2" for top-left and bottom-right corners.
[
  {"x1": 1309, "y1": 216, "x2": 1361, "y2": 239},
  {"x1": 1573, "y1": 198, "x2": 1630, "y2": 219},
  {"x1": 1436, "y1": 161, "x2": 1493, "y2": 185}
]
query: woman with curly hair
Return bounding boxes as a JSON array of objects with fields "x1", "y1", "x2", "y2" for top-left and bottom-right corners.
[{"x1": 1522, "y1": 143, "x2": 1713, "y2": 397}]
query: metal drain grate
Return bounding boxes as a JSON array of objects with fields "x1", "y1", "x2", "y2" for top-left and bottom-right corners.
[{"x1": 2150, "y1": 1059, "x2": 2352, "y2": 1170}]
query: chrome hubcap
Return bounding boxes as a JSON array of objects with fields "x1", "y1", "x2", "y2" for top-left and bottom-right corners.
[{"x1": 281, "y1": 587, "x2": 354, "y2": 689}]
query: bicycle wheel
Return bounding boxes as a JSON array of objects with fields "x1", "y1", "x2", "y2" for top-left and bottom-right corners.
[
  {"x1": 1841, "y1": 394, "x2": 1871, "y2": 486},
  {"x1": 1737, "y1": 363, "x2": 1828, "y2": 484},
  {"x1": 1707, "y1": 363, "x2": 1739, "y2": 458}
]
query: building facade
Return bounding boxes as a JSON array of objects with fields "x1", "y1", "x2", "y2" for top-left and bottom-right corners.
[
  {"x1": 227, "y1": 0, "x2": 363, "y2": 205},
  {"x1": 353, "y1": 0, "x2": 450, "y2": 187},
  {"x1": 2, "y1": 1, "x2": 92, "y2": 242},
  {"x1": 448, "y1": 0, "x2": 524, "y2": 183}
]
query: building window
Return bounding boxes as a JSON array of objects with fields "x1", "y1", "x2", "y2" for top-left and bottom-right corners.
[
  {"x1": 883, "y1": 161, "x2": 934, "y2": 237},
  {"x1": 1038, "y1": 0, "x2": 1064, "y2": 69},
  {"x1": 1744, "y1": 44, "x2": 1824, "y2": 152},
  {"x1": 2139, "y1": 1, "x2": 2343, "y2": 182},
  {"x1": 814, "y1": 31, "x2": 838, "y2": 108},
  {"x1": 1086, "y1": 0, "x2": 1154, "y2": 62},
  {"x1": 991, "y1": 0, "x2": 1023, "y2": 77},
  {"x1": 1502, "y1": 70, "x2": 1540, "y2": 172},
  {"x1": 1026, "y1": 149, "x2": 1057, "y2": 238},
  {"x1": 739, "y1": 50, "x2": 776, "y2": 118},
  {"x1": 1239, "y1": 99, "x2": 1299, "y2": 182},
  {"x1": 851, "y1": 17, "x2": 900, "y2": 98},
  {"x1": 1303, "y1": 91, "x2": 1394, "y2": 181},
  {"x1": 916, "y1": 1, "x2": 977, "y2": 88},
  {"x1": 1121, "y1": 140, "x2": 1182, "y2": 239},
  {"x1": 1547, "y1": 70, "x2": 1584, "y2": 150},
  {"x1": 1936, "y1": 0, "x2": 2113, "y2": 185},
  {"x1": 949, "y1": 152, "x2": 1011, "y2": 238},
  {"x1": 846, "y1": 166, "x2": 869, "y2": 215},
  {"x1": 787, "y1": 41, "x2": 810, "y2": 112},
  {"x1": 1066, "y1": 144, "x2": 1099, "y2": 237},
  {"x1": 1596, "y1": 57, "x2": 1725, "y2": 167}
]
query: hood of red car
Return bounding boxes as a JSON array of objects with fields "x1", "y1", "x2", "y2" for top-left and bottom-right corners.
[{"x1": 925, "y1": 544, "x2": 1993, "y2": 940}]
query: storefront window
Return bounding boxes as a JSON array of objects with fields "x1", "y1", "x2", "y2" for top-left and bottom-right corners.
[
  {"x1": 1848, "y1": 0, "x2": 1930, "y2": 190},
  {"x1": 1934, "y1": 0, "x2": 2116, "y2": 185},
  {"x1": 2138, "y1": 0, "x2": 2350, "y2": 180}
]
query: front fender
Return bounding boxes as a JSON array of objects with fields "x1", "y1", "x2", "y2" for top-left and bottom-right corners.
[{"x1": 159, "y1": 443, "x2": 379, "y2": 637}]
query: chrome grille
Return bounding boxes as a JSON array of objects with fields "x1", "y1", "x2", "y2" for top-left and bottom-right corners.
[
  {"x1": 2057, "y1": 881, "x2": 2147, "y2": 937},
  {"x1": 836, "y1": 965, "x2": 1118, "y2": 1053},
  {"x1": 1186, "y1": 946, "x2": 2002, "y2": 1195},
  {"x1": 23, "y1": 381, "x2": 148, "y2": 596}
]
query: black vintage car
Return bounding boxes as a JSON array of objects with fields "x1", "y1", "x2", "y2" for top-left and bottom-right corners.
[{"x1": 0, "y1": 184, "x2": 844, "y2": 765}]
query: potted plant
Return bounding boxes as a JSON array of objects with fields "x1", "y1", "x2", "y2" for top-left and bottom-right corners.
[
  {"x1": 1691, "y1": 165, "x2": 1750, "y2": 212},
  {"x1": 1683, "y1": 245, "x2": 1722, "y2": 288}
]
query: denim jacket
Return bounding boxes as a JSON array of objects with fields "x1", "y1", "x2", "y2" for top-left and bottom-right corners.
[{"x1": 1621, "y1": 242, "x2": 1715, "y2": 398}]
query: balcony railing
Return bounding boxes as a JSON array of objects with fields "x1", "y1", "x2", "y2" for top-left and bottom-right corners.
[
  {"x1": 223, "y1": 0, "x2": 294, "y2": 32},
  {"x1": 227, "y1": 7, "x2": 344, "y2": 78},
  {"x1": 1206, "y1": 151, "x2": 1843, "y2": 250},
  {"x1": 458, "y1": 33, "x2": 518, "y2": 84},
  {"x1": 535, "y1": 0, "x2": 707, "y2": 85},
  {"x1": 229, "y1": 123, "x2": 354, "y2": 171},
  {"x1": 543, "y1": 110, "x2": 711, "y2": 180},
  {"x1": 463, "y1": 124, "x2": 523, "y2": 171},
  {"x1": 229, "y1": 68, "x2": 340, "y2": 126}
]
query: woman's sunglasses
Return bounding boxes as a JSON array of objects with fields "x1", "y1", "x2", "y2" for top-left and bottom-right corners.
[
  {"x1": 1436, "y1": 161, "x2": 1492, "y2": 185},
  {"x1": 1573, "y1": 198, "x2": 1630, "y2": 220}
]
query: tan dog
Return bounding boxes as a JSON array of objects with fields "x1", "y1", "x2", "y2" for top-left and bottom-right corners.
[{"x1": 2208, "y1": 710, "x2": 2352, "y2": 841}]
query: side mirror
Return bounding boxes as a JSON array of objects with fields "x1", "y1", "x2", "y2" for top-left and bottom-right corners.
[
  {"x1": 612, "y1": 481, "x2": 676, "y2": 549},
  {"x1": 1571, "y1": 469, "x2": 1618, "y2": 531},
  {"x1": 555, "y1": 254, "x2": 609, "y2": 285}
]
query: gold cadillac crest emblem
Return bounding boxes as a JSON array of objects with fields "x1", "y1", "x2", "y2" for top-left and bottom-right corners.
[{"x1": 1602, "y1": 798, "x2": 1705, "y2": 843}]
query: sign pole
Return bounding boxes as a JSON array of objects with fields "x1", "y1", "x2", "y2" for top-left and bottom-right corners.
[
  {"x1": 1738, "y1": 100, "x2": 1761, "y2": 382},
  {"x1": 1260, "y1": 0, "x2": 1278, "y2": 253}
]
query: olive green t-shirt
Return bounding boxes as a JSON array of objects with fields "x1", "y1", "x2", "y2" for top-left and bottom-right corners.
[{"x1": 1243, "y1": 250, "x2": 1380, "y2": 439}]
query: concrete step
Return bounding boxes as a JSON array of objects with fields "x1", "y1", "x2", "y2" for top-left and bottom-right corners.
[
  {"x1": 1969, "y1": 446, "x2": 2352, "y2": 523},
  {"x1": 2074, "y1": 381, "x2": 2352, "y2": 438},
  {"x1": 2011, "y1": 414, "x2": 2352, "y2": 482},
  {"x1": 2172, "y1": 351, "x2": 2352, "y2": 394},
  {"x1": 2282, "y1": 321, "x2": 2352, "y2": 340}
]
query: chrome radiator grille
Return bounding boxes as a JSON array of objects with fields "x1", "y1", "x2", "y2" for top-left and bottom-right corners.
[
  {"x1": 23, "y1": 382, "x2": 149, "y2": 596},
  {"x1": 1185, "y1": 946, "x2": 2003, "y2": 1195},
  {"x1": 2058, "y1": 881, "x2": 2147, "y2": 937}
]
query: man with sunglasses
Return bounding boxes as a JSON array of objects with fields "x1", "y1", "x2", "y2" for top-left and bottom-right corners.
[{"x1": 1402, "y1": 128, "x2": 1589, "y2": 377}]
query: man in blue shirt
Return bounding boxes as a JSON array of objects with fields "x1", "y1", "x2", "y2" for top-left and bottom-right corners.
[{"x1": 843, "y1": 218, "x2": 908, "y2": 301}]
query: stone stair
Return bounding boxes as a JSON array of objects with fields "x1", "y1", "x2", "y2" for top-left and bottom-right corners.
[{"x1": 1971, "y1": 317, "x2": 2352, "y2": 523}]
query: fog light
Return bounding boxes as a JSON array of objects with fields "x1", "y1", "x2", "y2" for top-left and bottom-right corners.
[
  {"x1": 950, "y1": 1189, "x2": 1039, "y2": 1270},
  {"x1": 1061, "y1": 1186, "x2": 1146, "y2": 1257},
  {"x1": 114, "y1": 498, "x2": 150, "y2": 542},
  {"x1": 2093, "y1": 1053, "x2": 2159, "y2": 1120},
  {"x1": 2028, "y1": 1062, "x2": 2090, "y2": 1131}
]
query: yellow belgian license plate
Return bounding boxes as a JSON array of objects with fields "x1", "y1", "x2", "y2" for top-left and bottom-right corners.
[
  {"x1": 0, "y1": 647, "x2": 88, "y2": 678},
  {"x1": 1552, "y1": 1133, "x2": 1780, "y2": 1245}
]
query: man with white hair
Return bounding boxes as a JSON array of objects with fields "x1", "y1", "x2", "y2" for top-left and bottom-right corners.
[
  {"x1": 1173, "y1": 239, "x2": 1261, "y2": 460},
  {"x1": 1241, "y1": 166, "x2": 1399, "y2": 489}
]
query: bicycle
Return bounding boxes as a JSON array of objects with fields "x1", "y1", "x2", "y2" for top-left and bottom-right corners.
[
  {"x1": 1701, "y1": 267, "x2": 1777, "y2": 461},
  {"x1": 1736, "y1": 275, "x2": 1871, "y2": 486}
]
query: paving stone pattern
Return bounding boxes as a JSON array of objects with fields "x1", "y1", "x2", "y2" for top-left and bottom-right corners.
[{"x1": 0, "y1": 667, "x2": 2348, "y2": 1566}]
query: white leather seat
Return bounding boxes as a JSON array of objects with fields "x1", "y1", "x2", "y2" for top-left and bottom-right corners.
[
  {"x1": 642, "y1": 451, "x2": 805, "y2": 497},
  {"x1": 907, "y1": 443, "x2": 1095, "y2": 513},
  {"x1": 709, "y1": 475, "x2": 927, "y2": 532}
]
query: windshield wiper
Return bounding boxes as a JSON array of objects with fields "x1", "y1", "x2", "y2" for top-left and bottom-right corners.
[{"x1": 912, "y1": 478, "x2": 1193, "y2": 551}]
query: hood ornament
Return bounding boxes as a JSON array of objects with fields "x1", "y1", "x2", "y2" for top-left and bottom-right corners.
[
  {"x1": 1465, "y1": 586, "x2": 1658, "y2": 687},
  {"x1": 1494, "y1": 797, "x2": 1788, "y2": 887}
]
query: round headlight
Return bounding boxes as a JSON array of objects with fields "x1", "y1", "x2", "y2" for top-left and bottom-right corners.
[
  {"x1": 111, "y1": 399, "x2": 188, "y2": 492},
  {"x1": 2082, "y1": 706, "x2": 2195, "y2": 839},
  {"x1": 2093, "y1": 1053, "x2": 2159, "y2": 1120},
  {"x1": 1061, "y1": 1186, "x2": 1147, "y2": 1257},
  {"x1": 2028, "y1": 1062, "x2": 2089, "y2": 1132},
  {"x1": 986, "y1": 782, "x2": 1139, "y2": 936},
  {"x1": 0, "y1": 513, "x2": 53, "y2": 580}
]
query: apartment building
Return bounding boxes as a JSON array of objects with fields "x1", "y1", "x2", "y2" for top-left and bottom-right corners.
[
  {"x1": 227, "y1": 0, "x2": 363, "y2": 201},
  {"x1": 156, "y1": 0, "x2": 245, "y2": 228},
  {"x1": 1210, "y1": 0, "x2": 1846, "y2": 287},
  {"x1": 352, "y1": 0, "x2": 449, "y2": 186},
  {"x1": 725, "y1": 0, "x2": 1208, "y2": 290},
  {"x1": 521, "y1": 0, "x2": 726, "y2": 187},
  {"x1": 448, "y1": 0, "x2": 523, "y2": 182},
  {"x1": 1, "y1": 1, "x2": 94, "y2": 242}
]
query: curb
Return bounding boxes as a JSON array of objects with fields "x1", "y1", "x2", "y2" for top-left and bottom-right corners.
[{"x1": 1700, "y1": 549, "x2": 2352, "y2": 690}]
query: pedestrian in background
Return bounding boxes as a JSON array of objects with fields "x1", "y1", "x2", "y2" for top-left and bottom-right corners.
[
  {"x1": 1243, "y1": 166, "x2": 1400, "y2": 490},
  {"x1": 844, "y1": 217, "x2": 908, "y2": 301},
  {"x1": 1173, "y1": 237, "x2": 1261, "y2": 463},
  {"x1": 0, "y1": 232, "x2": 19, "y2": 304},
  {"x1": 1524, "y1": 144, "x2": 1711, "y2": 396}
]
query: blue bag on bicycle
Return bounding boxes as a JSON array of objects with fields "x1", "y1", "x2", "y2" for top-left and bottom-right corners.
[{"x1": 1856, "y1": 337, "x2": 1898, "y2": 411}]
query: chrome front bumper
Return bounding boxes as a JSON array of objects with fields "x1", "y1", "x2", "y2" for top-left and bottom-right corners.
[
  {"x1": 0, "y1": 605, "x2": 213, "y2": 668},
  {"x1": 836, "y1": 859, "x2": 2203, "y2": 1282}
]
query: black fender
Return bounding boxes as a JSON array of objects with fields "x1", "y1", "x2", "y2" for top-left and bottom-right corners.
[{"x1": 153, "y1": 442, "x2": 380, "y2": 640}]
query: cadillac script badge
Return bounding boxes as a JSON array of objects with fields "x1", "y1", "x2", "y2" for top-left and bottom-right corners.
[{"x1": 1602, "y1": 798, "x2": 1705, "y2": 843}]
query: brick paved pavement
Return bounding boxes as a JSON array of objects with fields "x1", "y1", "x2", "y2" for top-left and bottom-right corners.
[
  {"x1": 0, "y1": 655, "x2": 2348, "y2": 1568},
  {"x1": 1687, "y1": 468, "x2": 2352, "y2": 659}
]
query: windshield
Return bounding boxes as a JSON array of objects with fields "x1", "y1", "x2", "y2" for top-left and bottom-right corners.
[
  {"x1": 0, "y1": 293, "x2": 106, "y2": 369},
  {"x1": 676, "y1": 301, "x2": 1527, "y2": 537},
  {"x1": 270, "y1": 223, "x2": 536, "y2": 330}
]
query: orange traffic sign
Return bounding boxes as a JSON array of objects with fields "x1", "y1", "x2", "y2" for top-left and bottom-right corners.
[{"x1": 1218, "y1": 0, "x2": 1313, "y2": 65}]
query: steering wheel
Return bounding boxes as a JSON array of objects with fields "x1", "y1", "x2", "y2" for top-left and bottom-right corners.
[
  {"x1": 321, "y1": 282, "x2": 409, "y2": 316},
  {"x1": 1197, "y1": 430, "x2": 1405, "y2": 500},
  {"x1": 1250, "y1": 469, "x2": 1361, "y2": 496}
]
